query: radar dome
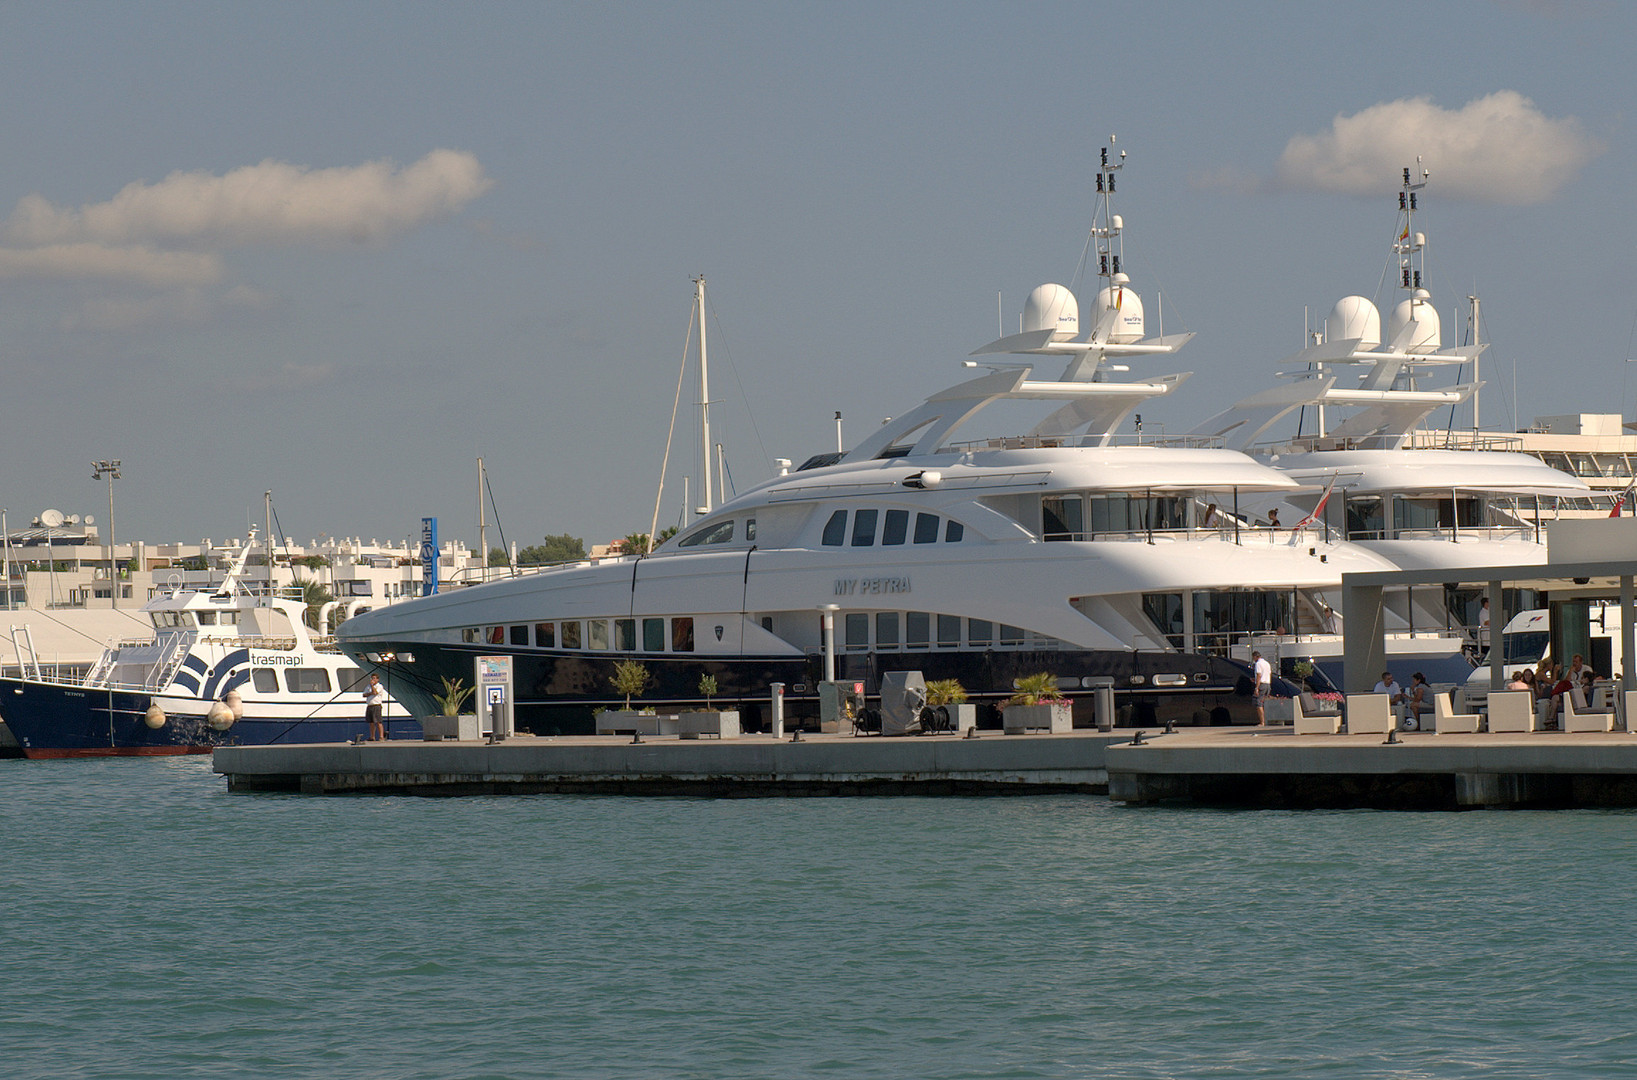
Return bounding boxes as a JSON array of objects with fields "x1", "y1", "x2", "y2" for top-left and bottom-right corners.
[
  {"x1": 1023, "y1": 284, "x2": 1079, "y2": 341},
  {"x1": 1324, "y1": 296, "x2": 1381, "y2": 349},
  {"x1": 1093, "y1": 284, "x2": 1144, "y2": 343},
  {"x1": 1389, "y1": 289, "x2": 1441, "y2": 350}
]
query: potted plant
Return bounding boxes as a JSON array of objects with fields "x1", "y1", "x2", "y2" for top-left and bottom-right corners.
[
  {"x1": 681, "y1": 672, "x2": 740, "y2": 739},
  {"x1": 924, "y1": 678, "x2": 977, "y2": 733},
  {"x1": 1001, "y1": 672, "x2": 1073, "y2": 734},
  {"x1": 423, "y1": 676, "x2": 480, "y2": 741},
  {"x1": 597, "y1": 660, "x2": 675, "y2": 735}
]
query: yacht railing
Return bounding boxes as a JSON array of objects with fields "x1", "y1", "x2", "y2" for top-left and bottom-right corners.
[{"x1": 953, "y1": 432, "x2": 1228, "y2": 452}]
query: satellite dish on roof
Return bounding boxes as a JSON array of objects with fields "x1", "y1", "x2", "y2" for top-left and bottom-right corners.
[
  {"x1": 68, "y1": 515, "x2": 80, "y2": 524},
  {"x1": 83, "y1": 515, "x2": 94, "y2": 525},
  {"x1": 39, "y1": 509, "x2": 64, "y2": 528}
]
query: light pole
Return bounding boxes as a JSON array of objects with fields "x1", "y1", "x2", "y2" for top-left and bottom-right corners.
[{"x1": 92, "y1": 460, "x2": 121, "y2": 609}]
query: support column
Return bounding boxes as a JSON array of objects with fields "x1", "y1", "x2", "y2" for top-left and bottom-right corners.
[
  {"x1": 1342, "y1": 580, "x2": 1386, "y2": 695},
  {"x1": 1488, "y1": 579, "x2": 1505, "y2": 692},
  {"x1": 1182, "y1": 588, "x2": 1195, "y2": 653},
  {"x1": 1623, "y1": 576, "x2": 1634, "y2": 694}
]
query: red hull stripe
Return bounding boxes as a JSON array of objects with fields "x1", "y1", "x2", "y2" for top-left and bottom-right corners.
[{"x1": 21, "y1": 745, "x2": 211, "y2": 760}]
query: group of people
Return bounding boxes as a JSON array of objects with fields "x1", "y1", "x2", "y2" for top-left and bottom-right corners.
[
  {"x1": 1503, "y1": 653, "x2": 1608, "y2": 727},
  {"x1": 1372, "y1": 670, "x2": 1435, "y2": 727}
]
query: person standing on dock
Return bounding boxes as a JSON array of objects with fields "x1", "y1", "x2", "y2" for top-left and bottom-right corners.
[
  {"x1": 363, "y1": 672, "x2": 387, "y2": 741},
  {"x1": 1252, "y1": 651, "x2": 1272, "y2": 725}
]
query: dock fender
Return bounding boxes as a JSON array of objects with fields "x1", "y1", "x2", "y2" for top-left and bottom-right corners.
[{"x1": 144, "y1": 704, "x2": 167, "y2": 729}]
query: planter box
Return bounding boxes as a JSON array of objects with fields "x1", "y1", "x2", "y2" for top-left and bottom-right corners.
[
  {"x1": 679, "y1": 710, "x2": 740, "y2": 739},
  {"x1": 595, "y1": 711, "x2": 680, "y2": 736},
  {"x1": 1262, "y1": 698, "x2": 1294, "y2": 726},
  {"x1": 422, "y1": 714, "x2": 479, "y2": 741},
  {"x1": 1002, "y1": 702, "x2": 1071, "y2": 735}
]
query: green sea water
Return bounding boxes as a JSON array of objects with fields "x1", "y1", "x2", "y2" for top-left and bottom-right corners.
[{"x1": 2, "y1": 755, "x2": 1634, "y2": 1079}]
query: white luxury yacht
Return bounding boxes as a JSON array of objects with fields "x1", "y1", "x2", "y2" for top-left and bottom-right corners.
[
  {"x1": 1189, "y1": 166, "x2": 1591, "y2": 687},
  {"x1": 339, "y1": 146, "x2": 1394, "y2": 732}
]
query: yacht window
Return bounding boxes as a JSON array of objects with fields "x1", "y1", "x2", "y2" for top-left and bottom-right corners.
[
  {"x1": 945, "y1": 520, "x2": 964, "y2": 542},
  {"x1": 510, "y1": 625, "x2": 529, "y2": 646},
  {"x1": 882, "y1": 510, "x2": 909, "y2": 546},
  {"x1": 251, "y1": 669, "x2": 278, "y2": 693},
  {"x1": 936, "y1": 614, "x2": 961, "y2": 647},
  {"x1": 338, "y1": 667, "x2": 369, "y2": 692},
  {"x1": 913, "y1": 513, "x2": 940, "y2": 544},
  {"x1": 761, "y1": 616, "x2": 774, "y2": 632},
  {"x1": 463, "y1": 628, "x2": 479, "y2": 643},
  {"x1": 588, "y1": 619, "x2": 610, "y2": 650},
  {"x1": 968, "y1": 619, "x2": 993, "y2": 645},
  {"x1": 746, "y1": 518, "x2": 757, "y2": 541},
  {"x1": 1042, "y1": 496, "x2": 1083, "y2": 541},
  {"x1": 845, "y1": 613, "x2": 870, "y2": 650},
  {"x1": 1345, "y1": 496, "x2": 1385, "y2": 540},
  {"x1": 821, "y1": 510, "x2": 848, "y2": 546},
  {"x1": 220, "y1": 611, "x2": 239, "y2": 626},
  {"x1": 642, "y1": 618, "x2": 666, "y2": 651},
  {"x1": 679, "y1": 520, "x2": 735, "y2": 547},
  {"x1": 851, "y1": 509, "x2": 878, "y2": 547},
  {"x1": 178, "y1": 612, "x2": 197, "y2": 627},
  {"x1": 615, "y1": 619, "x2": 636, "y2": 651},
  {"x1": 876, "y1": 612, "x2": 899, "y2": 648},
  {"x1": 197, "y1": 611, "x2": 218, "y2": 626},
  {"x1": 999, "y1": 624, "x2": 1026, "y2": 646},
  {"x1": 488, "y1": 626, "x2": 504, "y2": 645},
  {"x1": 535, "y1": 622, "x2": 555, "y2": 648},
  {"x1": 905, "y1": 611, "x2": 930, "y2": 649},
  {"x1": 286, "y1": 668, "x2": 332, "y2": 694},
  {"x1": 672, "y1": 617, "x2": 694, "y2": 653},
  {"x1": 561, "y1": 621, "x2": 582, "y2": 649}
]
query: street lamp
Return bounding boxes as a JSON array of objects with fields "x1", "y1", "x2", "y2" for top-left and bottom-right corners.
[{"x1": 92, "y1": 460, "x2": 121, "y2": 609}]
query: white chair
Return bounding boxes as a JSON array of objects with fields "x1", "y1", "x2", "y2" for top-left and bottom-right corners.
[
  {"x1": 1562, "y1": 685, "x2": 1615, "y2": 733},
  {"x1": 1345, "y1": 692, "x2": 1393, "y2": 735},
  {"x1": 1487, "y1": 690, "x2": 1537, "y2": 733},
  {"x1": 1292, "y1": 693, "x2": 1341, "y2": 735},
  {"x1": 1433, "y1": 691, "x2": 1482, "y2": 734}
]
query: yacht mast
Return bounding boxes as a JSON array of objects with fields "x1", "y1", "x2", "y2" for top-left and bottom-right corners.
[
  {"x1": 264, "y1": 490, "x2": 273, "y2": 604},
  {"x1": 477, "y1": 457, "x2": 488, "y2": 584},
  {"x1": 695, "y1": 275, "x2": 713, "y2": 516}
]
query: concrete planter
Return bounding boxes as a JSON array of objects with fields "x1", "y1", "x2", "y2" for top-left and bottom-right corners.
[
  {"x1": 938, "y1": 702, "x2": 978, "y2": 734},
  {"x1": 1002, "y1": 702, "x2": 1072, "y2": 734},
  {"x1": 422, "y1": 714, "x2": 479, "y2": 741},
  {"x1": 595, "y1": 711, "x2": 679, "y2": 735},
  {"x1": 1262, "y1": 698, "x2": 1294, "y2": 726},
  {"x1": 679, "y1": 710, "x2": 740, "y2": 739}
]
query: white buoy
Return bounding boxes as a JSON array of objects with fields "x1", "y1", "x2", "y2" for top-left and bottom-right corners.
[
  {"x1": 207, "y1": 701, "x2": 235, "y2": 730},
  {"x1": 144, "y1": 704, "x2": 166, "y2": 729},
  {"x1": 223, "y1": 689, "x2": 244, "y2": 720}
]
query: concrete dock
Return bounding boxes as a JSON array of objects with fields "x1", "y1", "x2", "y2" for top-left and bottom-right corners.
[
  {"x1": 214, "y1": 730, "x2": 1132, "y2": 796},
  {"x1": 1106, "y1": 727, "x2": 1637, "y2": 809}
]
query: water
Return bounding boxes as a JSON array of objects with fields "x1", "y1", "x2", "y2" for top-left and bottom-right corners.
[{"x1": 3, "y1": 758, "x2": 1634, "y2": 1080}]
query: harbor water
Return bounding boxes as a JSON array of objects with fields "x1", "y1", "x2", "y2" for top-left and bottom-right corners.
[{"x1": 3, "y1": 757, "x2": 1634, "y2": 1079}]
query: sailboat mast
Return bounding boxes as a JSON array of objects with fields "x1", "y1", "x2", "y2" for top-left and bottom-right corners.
[
  {"x1": 477, "y1": 456, "x2": 488, "y2": 584},
  {"x1": 264, "y1": 490, "x2": 273, "y2": 604},
  {"x1": 695, "y1": 275, "x2": 713, "y2": 516}
]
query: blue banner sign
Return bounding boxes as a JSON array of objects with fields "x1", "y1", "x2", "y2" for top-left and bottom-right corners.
[{"x1": 420, "y1": 517, "x2": 439, "y2": 595}]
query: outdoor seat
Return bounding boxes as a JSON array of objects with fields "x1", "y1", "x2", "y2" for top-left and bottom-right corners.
[
  {"x1": 1292, "y1": 692, "x2": 1340, "y2": 735},
  {"x1": 1433, "y1": 691, "x2": 1482, "y2": 734},
  {"x1": 1344, "y1": 692, "x2": 1393, "y2": 735},
  {"x1": 1487, "y1": 690, "x2": 1537, "y2": 733},
  {"x1": 1562, "y1": 686, "x2": 1615, "y2": 733}
]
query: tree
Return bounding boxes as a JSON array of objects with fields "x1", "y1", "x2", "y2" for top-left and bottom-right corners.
[
  {"x1": 292, "y1": 577, "x2": 334, "y2": 631},
  {"x1": 293, "y1": 554, "x2": 330, "y2": 571},
  {"x1": 610, "y1": 659, "x2": 650, "y2": 710},
  {"x1": 488, "y1": 547, "x2": 510, "y2": 567},
  {"x1": 620, "y1": 532, "x2": 651, "y2": 555},
  {"x1": 537, "y1": 533, "x2": 586, "y2": 563}
]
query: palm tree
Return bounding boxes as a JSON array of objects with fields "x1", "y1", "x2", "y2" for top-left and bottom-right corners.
[{"x1": 292, "y1": 577, "x2": 333, "y2": 631}]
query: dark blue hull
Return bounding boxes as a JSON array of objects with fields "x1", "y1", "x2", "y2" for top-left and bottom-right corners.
[{"x1": 0, "y1": 678, "x2": 422, "y2": 758}]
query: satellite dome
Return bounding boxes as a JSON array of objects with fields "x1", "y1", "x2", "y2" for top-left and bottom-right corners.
[
  {"x1": 1389, "y1": 289, "x2": 1441, "y2": 350},
  {"x1": 1324, "y1": 296, "x2": 1381, "y2": 349},
  {"x1": 1023, "y1": 283, "x2": 1079, "y2": 341},
  {"x1": 1093, "y1": 284, "x2": 1145, "y2": 343}
]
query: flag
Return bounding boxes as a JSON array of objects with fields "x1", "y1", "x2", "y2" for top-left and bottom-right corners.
[
  {"x1": 1611, "y1": 480, "x2": 1636, "y2": 516},
  {"x1": 1288, "y1": 474, "x2": 1339, "y2": 540}
]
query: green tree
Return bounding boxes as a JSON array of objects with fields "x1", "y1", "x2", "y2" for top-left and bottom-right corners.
[
  {"x1": 610, "y1": 659, "x2": 650, "y2": 710},
  {"x1": 292, "y1": 577, "x2": 334, "y2": 631},
  {"x1": 537, "y1": 533, "x2": 586, "y2": 563},
  {"x1": 488, "y1": 546, "x2": 510, "y2": 567}
]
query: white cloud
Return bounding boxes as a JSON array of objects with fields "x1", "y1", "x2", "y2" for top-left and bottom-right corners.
[
  {"x1": 3, "y1": 148, "x2": 493, "y2": 247},
  {"x1": 0, "y1": 243, "x2": 222, "y2": 287},
  {"x1": 1275, "y1": 91, "x2": 1604, "y2": 203}
]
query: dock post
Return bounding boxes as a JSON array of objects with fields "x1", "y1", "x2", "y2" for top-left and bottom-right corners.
[{"x1": 770, "y1": 682, "x2": 785, "y2": 738}]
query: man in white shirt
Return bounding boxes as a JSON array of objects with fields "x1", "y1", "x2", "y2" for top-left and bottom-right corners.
[
  {"x1": 363, "y1": 671, "x2": 387, "y2": 741},
  {"x1": 1252, "y1": 650, "x2": 1272, "y2": 725},
  {"x1": 1478, "y1": 598, "x2": 1490, "y2": 648},
  {"x1": 1373, "y1": 671, "x2": 1406, "y2": 721}
]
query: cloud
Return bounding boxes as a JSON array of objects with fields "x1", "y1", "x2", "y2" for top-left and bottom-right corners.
[
  {"x1": 3, "y1": 148, "x2": 493, "y2": 247},
  {"x1": 1275, "y1": 92, "x2": 1604, "y2": 203},
  {"x1": 0, "y1": 243, "x2": 222, "y2": 287}
]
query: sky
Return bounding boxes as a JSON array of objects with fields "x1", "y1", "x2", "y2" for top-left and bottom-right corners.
[{"x1": 0, "y1": 0, "x2": 1633, "y2": 554}]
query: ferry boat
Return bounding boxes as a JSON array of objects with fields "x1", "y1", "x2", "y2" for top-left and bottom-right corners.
[
  {"x1": 0, "y1": 535, "x2": 415, "y2": 757},
  {"x1": 1189, "y1": 166, "x2": 1591, "y2": 688},
  {"x1": 338, "y1": 147, "x2": 1395, "y2": 732}
]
